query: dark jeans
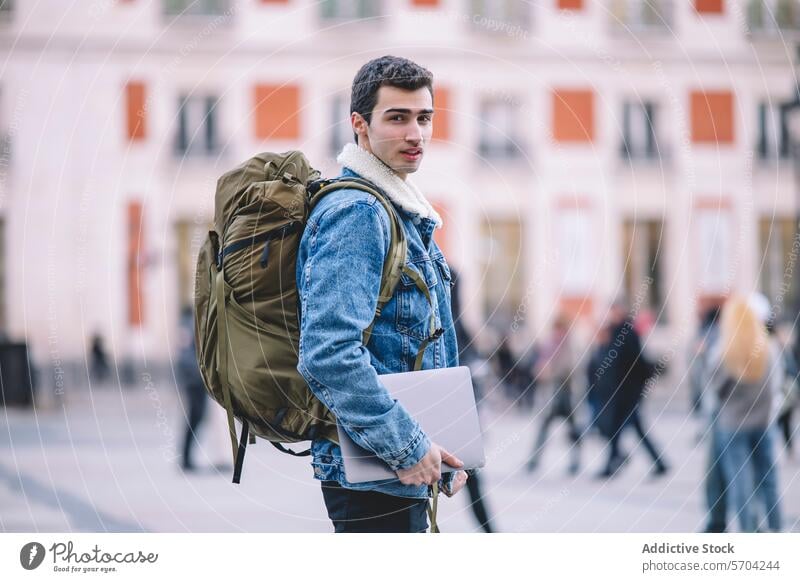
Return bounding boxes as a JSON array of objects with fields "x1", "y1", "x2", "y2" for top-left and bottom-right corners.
[
  {"x1": 180, "y1": 382, "x2": 208, "y2": 469},
  {"x1": 704, "y1": 425, "x2": 728, "y2": 532},
  {"x1": 605, "y1": 408, "x2": 666, "y2": 472},
  {"x1": 320, "y1": 481, "x2": 429, "y2": 533},
  {"x1": 718, "y1": 427, "x2": 782, "y2": 532},
  {"x1": 778, "y1": 409, "x2": 794, "y2": 452},
  {"x1": 466, "y1": 470, "x2": 495, "y2": 533},
  {"x1": 528, "y1": 388, "x2": 582, "y2": 471}
]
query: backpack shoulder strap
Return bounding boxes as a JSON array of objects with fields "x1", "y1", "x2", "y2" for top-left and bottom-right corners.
[{"x1": 308, "y1": 178, "x2": 407, "y2": 346}]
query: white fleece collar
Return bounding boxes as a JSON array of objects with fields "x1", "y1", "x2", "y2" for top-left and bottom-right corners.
[{"x1": 336, "y1": 143, "x2": 443, "y2": 227}]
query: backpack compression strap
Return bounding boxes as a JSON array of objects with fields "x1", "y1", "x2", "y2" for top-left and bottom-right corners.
[
  {"x1": 312, "y1": 180, "x2": 442, "y2": 369},
  {"x1": 309, "y1": 177, "x2": 408, "y2": 347},
  {"x1": 211, "y1": 250, "x2": 242, "y2": 478}
]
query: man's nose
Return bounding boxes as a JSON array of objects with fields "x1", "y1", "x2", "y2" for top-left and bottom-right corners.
[{"x1": 406, "y1": 122, "x2": 423, "y2": 144}]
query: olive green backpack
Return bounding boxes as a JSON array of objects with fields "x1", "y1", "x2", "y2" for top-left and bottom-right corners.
[{"x1": 193, "y1": 151, "x2": 418, "y2": 484}]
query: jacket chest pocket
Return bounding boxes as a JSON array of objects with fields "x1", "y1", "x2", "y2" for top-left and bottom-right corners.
[
  {"x1": 433, "y1": 256, "x2": 453, "y2": 302},
  {"x1": 395, "y1": 259, "x2": 439, "y2": 341}
]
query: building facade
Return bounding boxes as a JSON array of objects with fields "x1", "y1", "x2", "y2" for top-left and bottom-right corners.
[{"x1": 0, "y1": 0, "x2": 798, "y2": 385}]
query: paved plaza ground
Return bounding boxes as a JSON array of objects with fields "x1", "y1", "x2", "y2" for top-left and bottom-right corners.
[{"x1": 2, "y1": 380, "x2": 798, "y2": 533}]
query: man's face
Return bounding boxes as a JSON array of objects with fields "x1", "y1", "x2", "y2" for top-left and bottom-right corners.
[{"x1": 352, "y1": 85, "x2": 434, "y2": 180}]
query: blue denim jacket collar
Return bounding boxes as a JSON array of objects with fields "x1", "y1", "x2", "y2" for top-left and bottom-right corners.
[{"x1": 340, "y1": 166, "x2": 438, "y2": 249}]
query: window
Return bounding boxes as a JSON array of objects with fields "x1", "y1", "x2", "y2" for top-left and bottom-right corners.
[
  {"x1": 126, "y1": 82, "x2": 147, "y2": 142},
  {"x1": 478, "y1": 98, "x2": 524, "y2": 159},
  {"x1": 479, "y1": 217, "x2": 525, "y2": 327},
  {"x1": 0, "y1": 126, "x2": 8, "y2": 167},
  {"x1": 558, "y1": 0, "x2": 584, "y2": 10},
  {"x1": 756, "y1": 100, "x2": 790, "y2": 160},
  {"x1": 690, "y1": 90, "x2": 734, "y2": 145},
  {"x1": 621, "y1": 100, "x2": 659, "y2": 160},
  {"x1": 470, "y1": 0, "x2": 531, "y2": 32},
  {"x1": 432, "y1": 87, "x2": 451, "y2": 143},
  {"x1": 0, "y1": 1, "x2": 13, "y2": 19},
  {"x1": 694, "y1": 203, "x2": 734, "y2": 295},
  {"x1": 553, "y1": 89, "x2": 594, "y2": 144},
  {"x1": 0, "y1": 86, "x2": 9, "y2": 167},
  {"x1": 609, "y1": 0, "x2": 674, "y2": 34},
  {"x1": 748, "y1": 0, "x2": 800, "y2": 33},
  {"x1": 622, "y1": 219, "x2": 666, "y2": 320},
  {"x1": 759, "y1": 217, "x2": 800, "y2": 311},
  {"x1": 253, "y1": 85, "x2": 301, "y2": 141},
  {"x1": 320, "y1": 0, "x2": 383, "y2": 21},
  {"x1": 330, "y1": 94, "x2": 352, "y2": 157},
  {"x1": 695, "y1": 0, "x2": 724, "y2": 13},
  {"x1": 163, "y1": 0, "x2": 231, "y2": 17},
  {"x1": 557, "y1": 205, "x2": 594, "y2": 297},
  {"x1": 175, "y1": 94, "x2": 220, "y2": 157},
  {"x1": 127, "y1": 201, "x2": 145, "y2": 328},
  {"x1": 432, "y1": 201, "x2": 450, "y2": 257}
]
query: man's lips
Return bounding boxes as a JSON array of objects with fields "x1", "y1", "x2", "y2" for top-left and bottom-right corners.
[{"x1": 401, "y1": 149, "x2": 422, "y2": 160}]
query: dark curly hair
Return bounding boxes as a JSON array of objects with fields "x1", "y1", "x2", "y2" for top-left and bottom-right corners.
[{"x1": 350, "y1": 55, "x2": 434, "y2": 143}]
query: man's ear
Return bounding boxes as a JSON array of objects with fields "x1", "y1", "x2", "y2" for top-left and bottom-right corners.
[{"x1": 351, "y1": 111, "x2": 368, "y2": 139}]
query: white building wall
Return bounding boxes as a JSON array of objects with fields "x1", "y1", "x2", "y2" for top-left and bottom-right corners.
[{"x1": 0, "y1": 0, "x2": 796, "y2": 381}]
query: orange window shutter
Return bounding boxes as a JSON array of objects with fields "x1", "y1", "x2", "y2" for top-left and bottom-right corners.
[
  {"x1": 559, "y1": 296, "x2": 594, "y2": 319},
  {"x1": 432, "y1": 201, "x2": 450, "y2": 257},
  {"x1": 691, "y1": 91, "x2": 734, "y2": 144},
  {"x1": 127, "y1": 201, "x2": 145, "y2": 327},
  {"x1": 552, "y1": 89, "x2": 595, "y2": 143},
  {"x1": 695, "y1": 0, "x2": 724, "y2": 14},
  {"x1": 254, "y1": 84, "x2": 301, "y2": 140},
  {"x1": 126, "y1": 81, "x2": 146, "y2": 141},
  {"x1": 558, "y1": 0, "x2": 584, "y2": 10},
  {"x1": 411, "y1": 0, "x2": 440, "y2": 5},
  {"x1": 433, "y1": 87, "x2": 450, "y2": 142}
]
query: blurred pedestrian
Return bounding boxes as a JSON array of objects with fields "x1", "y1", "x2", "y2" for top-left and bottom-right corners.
[
  {"x1": 176, "y1": 306, "x2": 209, "y2": 473},
  {"x1": 89, "y1": 333, "x2": 111, "y2": 384},
  {"x1": 775, "y1": 323, "x2": 799, "y2": 459},
  {"x1": 496, "y1": 335, "x2": 516, "y2": 401},
  {"x1": 451, "y1": 267, "x2": 496, "y2": 533},
  {"x1": 598, "y1": 301, "x2": 668, "y2": 479},
  {"x1": 704, "y1": 294, "x2": 783, "y2": 532},
  {"x1": 526, "y1": 314, "x2": 582, "y2": 475},
  {"x1": 691, "y1": 305, "x2": 728, "y2": 532},
  {"x1": 495, "y1": 333, "x2": 538, "y2": 411},
  {"x1": 586, "y1": 322, "x2": 612, "y2": 437}
]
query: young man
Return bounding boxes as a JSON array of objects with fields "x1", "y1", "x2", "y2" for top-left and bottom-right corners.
[{"x1": 296, "y1": 55, "x2": 468, "y2": 533}]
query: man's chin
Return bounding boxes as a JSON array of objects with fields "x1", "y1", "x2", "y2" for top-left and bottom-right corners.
[{"x1": 392, "y1": 160, "x2": 422, "y2": 175}]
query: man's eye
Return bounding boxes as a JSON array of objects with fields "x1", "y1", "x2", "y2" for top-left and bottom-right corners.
[
  {"x1": 420, "y1": 116, "x2": 432, "y2": 123},
  {"x1": 391, "y1": 115, "x2": 404, "y2": 121}
]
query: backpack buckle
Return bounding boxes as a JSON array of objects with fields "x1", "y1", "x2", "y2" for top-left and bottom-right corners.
[{"x1": 427, "y1": 328, "x2": 444, "y2": 342}]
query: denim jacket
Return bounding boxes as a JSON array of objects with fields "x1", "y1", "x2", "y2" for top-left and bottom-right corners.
[{"x1": 296, "y1": 167, "x2": 458, "y2": 499}]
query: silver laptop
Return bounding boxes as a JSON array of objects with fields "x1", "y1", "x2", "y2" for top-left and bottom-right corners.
[{"x1": 336, "y1": 366, "x2": 486, "y2": 484}]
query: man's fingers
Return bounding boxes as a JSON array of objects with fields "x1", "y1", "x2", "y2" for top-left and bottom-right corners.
[
  {"x1": 439, "y1": 447, "x2": 464, "y2": 468},
  {"x1": 443, "y1": 471, "x2": 468, "y2": 497}
]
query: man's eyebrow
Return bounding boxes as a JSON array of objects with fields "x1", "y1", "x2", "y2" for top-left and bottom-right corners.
[{"x1": 381, "y1": 108, "x2": 435, "y2": 115}]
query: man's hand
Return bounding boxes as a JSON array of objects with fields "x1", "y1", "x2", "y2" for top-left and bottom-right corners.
[
  {"x1": 396, "y1": 443, "x2": 463, "y2": 486},
  {"x1": 443, "y1": 470, "x2": 468, "y2": 498}
]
